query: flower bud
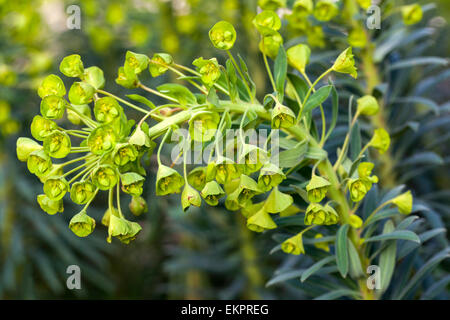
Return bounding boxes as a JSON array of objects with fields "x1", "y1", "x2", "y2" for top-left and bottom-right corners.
[
  {"x1": 324, "y1": 204, "x2": 339, "y2": 225},
  {"x1": 292, "y1": 0, "x2": 313, "y2": 16},
  {"x1": 107, "y1": 214, "x2": 142, "y2": 244},
  {"x1": 37, "y1": 74, "x2": 66, "y2": 98},
  {"x1": 27, "y1": 150, "x2": 52, "y2": 177},
  {"x1": 348, "y1": 27, "x2": 367, "y2": 48},
  {"x1": 200, "y1": 181, "x2": 225, "y2": 206},
  {"x1": 246, "y1": 206, "x2": 277, "y2": 232},
  {"x1": 313, "y1": 0, "x2": 338, "y2": 22},
  {"x1": 87, "y1": 125, "x2": 117, "y2": 155},
  {"x1": 68, "y1": 81, "x2": 95, "y2": 105},
  {"x1": 370, "y1": 128, "x2": 390, "y2": 154},
  {"x1": 332, "y1": 47, "x2": 358, "y2": 79},
  {"x1": 258, "y1": 0, "x2": 286, "y2": 11},
  {"x1": 306, "y1": 175, "x2": 330, "y2": 203},
  {"x1": 43, "y1": 131, "x2": 71, "y2": 158},
  {"x1": 187, "y1": 166, "x2": 207, "y2": 191},
  {"x1": 181, "y1": 184, "x2": 202, "y2": 211},
  {"x1": 391, "y1": 191, "x2": 413, "y2": 215},
  {"x1": 31, "y1": 115, "x2": 58, "y2": 141},
  {"x1": 258, "y1": 163, "x2": 286, "y2": 192},
  {"x1": 209, "y1": 21, "x2": 237, "y2": 50},
  {"x1": 40, "y1": 95, "x2": 67, "y2": 120},
  {"x1": 129, "y1": 196, "x2": 148, "y2": 216},
  {"x1": 192, "y1": 58, "x2": 221, "y2": 86},
  {"x1": 84, "y1": 66, "x2": 105, "y2": 89},
  {"x1": 113, "y1": 143, "x2": 139, "y2": 167},
  {"x1": 92, "y1": 165, "x2": 119, "y2": 190},
  {"x1": 313, "y1": 233, "x2": 330, "y2": 252},
  {"x1": 281, "y1": 232, "x2": 305, "y2": 255},
  {"x1": 402, "y1": 4, "x2": 423, "y2": 25},
  {"x1": 16, "y1": 137, "x2": 42, "y2": 162},
  {"x1": 116, "y1": 66, "x2": 138, "y2": 88},
  {"x1": 259, "y1": 30, "x2": 283, "y2": 59},
  {"x1": 155, "y1": 165, "x2": 185, "y2": 195},
  {"x1": 121, "y1": 172, "x2": 145, "y2": 196},
  {"x1": 271, "y1": 103, "x2": 296, "y2": 129},
  {"x1": 67, "y1": 104, "x2": 92, "y2": 125},
  {"x1": 189, "y1": 111, "x2": 220, "y2": 142},
  {"x1": 357, "y1": 95, "x2": 379, "y2": 116},
  {"x1": 43, "y1": 176, "x2": 69, "y2": 200},
  {"x1": 238, "y1": 144, "x2": 268, "y2": 174},
  {"x1": 349, "y1": 215, "x2": 363, "y2": 229},
  {"x1": 69, "y1": 210, "x2": 96, "y2": 237},
  {"x1": 265, "y1": 186, "x2": 293, "y2": 213},
  {"x1": 253, "y1": 10, "x2": 281, "y2": 36},
  {"x1": 70, "y1": 181, "x2": 96, "y2": 205},
  {"x1": 149, "y1": 53, "x2": 173, "y2": 77},
  {"x1": 214, "y1": 156, "x2": 240, "y2": 184},
  {"x1": 305, "y1": 203, "x2": 327, "y2": 225},
  {"x1": 37, "y1": 194, "x2": 63, "y2": 215},
  {"x1": 94, "y1": 97, "x2": 123, "y2": 123},
  {"x1": 286, "y1": 43, "x2": 311, "y2": 73},
  {"x1": 124, "y1": 51, "x2": 149, "y2": 76},
  {"x1": 59, "y1": 54, "x2": 84, "y2": 77}
]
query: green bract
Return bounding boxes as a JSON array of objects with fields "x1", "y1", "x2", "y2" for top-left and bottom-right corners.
[
  {"x1": 37, "y1": 74, "x2": 66, "y2": 98},
  {"x1": 116, "y1": 66, "x2": 138, "y2": 88},
  {"x1": 31, "y1": 115, "x2": 57, "y2": 141},
  {"x1": 253, "y1": 10, "x2": 282, "y2": 35},
  {"x1": 233, "y1": 174, "x2": 262, "y2": 205},
  {"x1": 258, "y1": 0, "x2": 286, "y2": 10},
  {"x1": 209, "y1": 21, "x2": 237, "y2": 50},
  {"x1": 40, "y1": 95, "x2": 67, "y2": 120},
  {"x1": 70, "y1": 181, "x2": 96, "y2": 205},
  {"x1": 87, "y1": 125, "x2": 117, "y2": 155},
  {"x1": 94, "y1": 97, "x2": 123, "y2": 123},
  {"x1": 349, "y1": 214, "x2": 363, "y2": 229},
  {"x1": 305, "y1": 203, "x2": 328, "y2": 225},
  {"x1": 324, "y1": 204, "x2": 339, "y2": 225},
  {"x1": 92, "y1": 165, "x2": 119, "y2": 190},
  {"x1": 286, "y1": 43, "x2": 311, "y2": 73},
  {"x1": 27, "y1": 150, "x2": 52, "y2": 177},
  {"x1": 306, "y1": 175, "x2": 331, "y2": 203},
  {"x1": 332, "y1": 47, "x2": 358, "y2": 79},
  {"x1": 129, "y1": 125, "x2": 152, "y2": 148},
  {"x1": 281, "y1": 233, "x2": 305, "y2": 255},
  {"x1": 259, "y1": 30, "x2": 283, "y2": 59},
  {"x1": 37, "y1": 194, "x2": 63, "y2": 215},
  {"x1": 84, "y1": 66, "x2": 105, "y2": 89},
  {"x1": 155, "y1": 165, "x2": 185, "y2": 196},
  {"x1": 43, "y1": 130, "x2": 71, "y2": 158},
  {"x1": 391, "y1": 191, "x2": 413, "y2": 214},
  {"x1": 370, "y1": 128, "x2": 390, "y2": 154},
  {"x1": 69, "y1": 210, "x2": 96, "y2": 237},
  {"x1": 214, "y1": 156, "x2": 240, "y2": 184},
  {"x1": 121, "y1": 172, "x2": 145, "y2": 196},
  {"x1": 192, "y1": 57, "x2": 221, "y2": 86},
  {"x1": 200, "y1": 181, "x2": 225, "y2": 206},
  {"x1": 402, "y1": 4, "x2": 423, "y2": 25},
  {"x1": 187, "y1": 166, "x2": 207, "y2": 191},
  {"x1": 357, "y1": 95, "x2": 379, "y2": 116},
  {"x1": 113, "y1": 143, "x2": 139, "y2": 166},
  {"x1": 181, "y1": 184, "x2": 202, "y2": 211},
  {"x1": 149, "y1": 53, "x2": 173, "y2": 77},
  {"x1": 16, "y1": 137, "x2": 42, "y2": 162},
  {"x1": 107, "y1": 213, "x2": 142, "y2": 244},
  {"x1": 189, "y1": 111, "x2": 220, "y2": 142},
  {"x1": 59, "y1": 54, "x2": 84, "y2": 78},
  {"x1": 68, "y1": 81, "x2": 95, "y2": 105},
  {"x1": 43, "y1": 176, "x2": 69, "y2": 201},
  {"x1": 292, "y1": 0, "x2": 313, "y2": 16},
  {"x1": 348, "y1": 178, "x2": 372, "y2": 202},
  {"x1": 313, "y1": 0, "x2": 339, "y2": 22},
  {"x1": 265, "y1": 187, "x2": 293, "y2": 213},
  {"x1": 238, "y1": 144, "x2": 268, "y2": 173},
  {"x1": 271, "y1": 102, "x2": 296, "y2": 128},
  {"x1": 129, "y1": 196, "x2": 148, "y2": 216},
  {"x1": 124, "y1": 51, "x2": 149, "y2": 76},
  {"x1": 246, "y1": 206, "x2": 277, "y2": 232},
  {"x1": 257, "y1": 163, "x2": 286, "y2": 192}
]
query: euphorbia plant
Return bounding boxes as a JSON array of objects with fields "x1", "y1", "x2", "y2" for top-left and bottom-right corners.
[{"x1": 17, "y1": 13, "x2": 420, "y2": 299}]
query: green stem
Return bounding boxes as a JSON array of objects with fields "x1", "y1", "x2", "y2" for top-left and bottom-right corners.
[
  {"x1": 157, "y1": 127, "x2": 173, "y2": 166},
  {"x1": 96, "y1": 89, "x2": 149, "y2": 114},
  {"x1": 261, "y1": 38, "x2": 277, "y2": 93},
  {"x1": 138, "y1": 83, "x2": 179, "y2": 103},
  {"x1": 226, "y1": 50, "x2": 254, "y2": 102}
]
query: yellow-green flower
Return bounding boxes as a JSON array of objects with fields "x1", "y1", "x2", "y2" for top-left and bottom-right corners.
[
  {"x1": 402, "y1": 4, "x2": 423, "y2": 25},
  {"x1": 16, "y1": 137, "x2": 42, "y2": 162},
  {"x1": 200, "y1": 181, "x2": 225, "y2": 206},
  {"x1": 68, "y1": 81, "x2": 95, "y2": 105},
  {"x1": 124, "y1": 51, "x2": 149, "y2": 76},
  {"x1": 281, "y1": 232, "x2": 305, "y2": 255},
  {"x1": 59, "y1": 54, "x2": 84, "y2": 78},
  {"x1": 40, "y1": 95, "x2": 67, "y2": 120},
  {"x1": 91, "y1": 165, "x2": 119, "y2": 190},
  {"x1": 348, "y1": 27, "x2": 367, "y2": 48},
  {"x1": 349, "y1": 215, "x2": 363, "y2": 228},
  {"x1": 313, "y1": 233, "x2": 330, "y2": 252},
  {"x1": 113, "y1": 143, "x2": 139, "y2": 167},
  {"x1": 214, "y1": 156, "x2": 240, "y2": 184},
  {"x1": 27, "y1": 150, "x2": 52, "y2": 177},
  {"x1": 246, "y1": 206, "x2": 277, "y2": 232},
  {"x1": 192, "y1": 57, "x2": 221, "y2": 87},
  {"x1": 94, "y1": 97, "x2": 123, "y2": 123},
  {"x1": 43, "y1": 176, "x2": 69, "y2": 201},
  {"x1": 234, "y1": 174, "x2": 262, "y2": 205},
  {"x1": 286, "y1": 43, "x2": 311, "y2": 73},
  {"x1": 314, "y1": 0, "x2": 339, "y2": 21},
  {"x1": 37, "y1": 74, "x2": 66, "y2": 99},
  {"x1": 258, "y1": 163, "x2": 286, "y2": 192},
  {"x1": 129, "y1": 196, "x2": 148, "y2": 216},
  {"x1": 332, "y1": 47, "x2": 358, "y2": 78},
  {"x1": 149, "y1": 53, "x2": 173, "y2": 77},
  {"x1": 258, "y1": 0, "x2": 286, "y2": 11},
  {"x1": 70, "y1": 181, "x2": 96, "y2": 205},
  {"x1": 265, "y1": 187, "x2": 293, "y2": 214},
  {"x1": 357, "y1": 95, "x2": 379, "y2": 116},
  {"x1": 187, "y1": 166, "x2": 207, "y2": 191},
  {"x1": 31, "y1": 115, "x2": 57, "y2": 141},
  {"x1": 189, "y1": 111, "x2": 220, "y2": 142},
  {"x1": 155, "y1": 165, "x2": 185, "y2": 195},
  {"x1": 87, "y1": 125, "x2": 117, "y2": 155},
  {"x1": 121, "y1": 172, "x2": 145, "y2": 196},
  {"x1": 69, "y1": 210, "x2": 96, "y2": 237},
  {"x1": 391, "y1": 191, "x2": 413, "y2": 214},
  {"x1": 181, "y1": 184, "x2": 202, "y2": 211},
  {"x1": 107, "y1": 214, "x2": 142, "y2": 244},
  {"x1": 305, "y1": 203, "x2": 327, "y2": 225},
  {"x1": 238, "y1": 144, "x2": 268, "y2": 174},
  {"x1": 84, "y1": 66, "x2": 105, "y2": 89},
  {"x1": 292, "y1": 0, "x2": 313, "y2": 17},
  {"x1": 116, "y1": 66, "x2": 138, "y2": 88},
  {"x1": 357, "y1": 162, "x2": 378, "y2": 180},
  {"x1": 271, "y1": 102, "x2": 296, "y2": 129},
  {"x1": 348, "y1": 178, "x2": 372, "y2": 202},
  {"x1": 37, "y1": 194, "x2": 63, "y2": 215},
  {"x1": 253, "y1": 10, "x2": 281, "y2": 35},
  {"x1": 324, "y1": 204, "x2": 339, "y2": 225},
  {"x1": 209, "y1": 21, "x2": 237, "y2": 50},
  {"x1": 259, "y1": 30, "x2": 283, "y2": 59},
  {"x1": 43, "y1": 131, "x2": 71, "y2": 158},
  {"x1": 306, "y1": 175, "x2": 331, "y2": 203},
  {"x1": 370, "y1": 128, "x2": 390, "y2": 154},
  {"x1": 356, "y1": 0, "x2": 371, "y2": 10}
]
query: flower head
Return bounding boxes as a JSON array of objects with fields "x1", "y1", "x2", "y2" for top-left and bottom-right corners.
[
  {"x1": 324, "y1": 204, "x2": 339, "y2": 225},
  {"x1": 87, "y1": 125, "x2": 117, "y2": 155},
  {"x1": 281, "y1": 232, "x2": 305, "y2": 255},
  {"x1": 192, "y1": 57, "x2": 221, "y2": 87},
  {"x1": 214, "y1": 156, "x2": 240, "y2": 184},
  {"x1": 149, "y1": 53, "x2": 173, "y2": 77},
  {"x1": 27, "y1": 150, "x2": 52, "y2": 177},
  {"x1": 68, "y1": 81, "x2": 95, "y2": 105},
  {"x1": 348, "y1": 27, "x2": 367, "y2": 48},
  {"x1": 38, "y1": 74, "x2": 66, "y2": 98},
  {"x1": 94, "y1": 97, "x2": 123, "y2": 123},
  {"x1": 31, "y1": 115, "x2": 57, "y2": 141},
  {"x1": 286, "y1": 43, "x2": 311, "y2": 73},
  {"x1": 37, "y1": 194, "x2": 63, "y2": 215},
  {"x1": 70, "y1": 181, "x2": 96, "y2": 205},
  {"x1": 246, "y1": 206, "x2": 277, "y2": 232},
  {"x1": 187, "y1": 166, "x2": 207, "y2": 191},
  {"x1": 258, "y1": 0, "x2": 286, "y2": 11},
  {"x1": 116, "y1": 66, "x2": 138, "y2": 88},
  {"x1": 349, "y1": 214, "x2": 363, "y2": 228},
  {"x1": 332, "y1": 47, "x2": 358, "y2": 79},
  {"x1": 43, "y1": 131, "x2": 71, "y2": 158},
  {"x1": 107, "y1": 214, "x2": 142, "y2": 244},
  {"x1": 265, "y1": 187, "x2": 293, "y2": 213},
  {"x1": 121, "y1": 172, "x2": 145, "y2": 196},
  {"x1": 209, "y1": 21, "x2": 237, "y2": 50},
  {"x1": 200, "y1": 181, "x2": 225, "y2": 206},
  {"x1": 253, "y1": 10, "x2": 282, "y2": 35},
  {"x1": 305, "y1": 203, "x2": 328, "y2": 225},
  {"x1": 155, "y1": 165, "x2": 185, "y2": 195},
  {"x1": 292, "y1": 0, "x2": 313, "y2": 16},
  {"x1": 259, "y1": 30, "x2": 283, "y2": 59},
  {"x1": 84, "y1": 66, "x2": 105, "y2": 89},
  {"x1": 238, "y1": 144, "x2": 268, "y2": 174},
  {"x1": 348, "y1": 178, "x2": 373, "y2": 202},
  {"x1": 306, "y1": 175, "x2": 331, "y2": 203},
  {"x1": 124, "y1": 51, "x2": 149, "y2": 76},
  {"x1": 16, "y1": 137, "x2": 42, "y2": 162},
  {"x1": 92, "y1": 165, "x2": 119, "y2": 190},
  {"x1": 314, "y1": 0, "x2": 339, "y2": 22},
  {"x1": 271, "y1": 103, "x2": 296, "y2": 129},
  {"x1": 59, "y1": 54, "x2": 84, "y2": 77},
  {"x1": 43, "y1": 176, "x2": 69, "y2": 201},
  {"x1": 370, "y1": 128, "x2": 390, "y2": 154},
  {"x1": 258, "y1": 163, "x2": 286, "y2": 192},
  {"x1": 69, "y1": 210, "x2": 96, "y2": 237},
  {"x1": 113, "y1": 143, "x2": 139, "y2": 167},
  {"x1": 181, "y1": 184, "x2": 202, "y2": 211},
  {"x1": 40, "y1": 95, "x2": 67, "y2": 120},
  {"x1": 391, "y1": 191, "x2": 413, "y2": 214},
  {"x1": 357, "y1": 95, "x2": 379, "y2": 116},
  {"x1": 189, "y1": 111, "x2": 220, "y2": 142},
  {"x1": 402, "y1": 4, "x2": 423, "y2": 25}
]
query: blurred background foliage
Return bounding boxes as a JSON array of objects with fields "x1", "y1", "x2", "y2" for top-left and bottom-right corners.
[{"x1": 0, "y1": 0, "x2": 449, "y2": 299}]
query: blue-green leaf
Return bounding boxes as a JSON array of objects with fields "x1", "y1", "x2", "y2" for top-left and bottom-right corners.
[{"x1": 335, "y1": 224, "x2": 349, "y2": 278}]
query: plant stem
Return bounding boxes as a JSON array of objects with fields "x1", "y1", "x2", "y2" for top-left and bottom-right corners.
[{"x1": 96, "y1": 89, "x2": 149, "y2": 114}]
